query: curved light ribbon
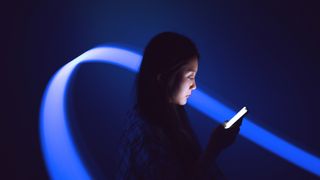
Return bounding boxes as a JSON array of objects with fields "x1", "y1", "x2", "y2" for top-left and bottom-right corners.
[{"x1": 40, "y1": 46, "x2": 320, "y2": 179}]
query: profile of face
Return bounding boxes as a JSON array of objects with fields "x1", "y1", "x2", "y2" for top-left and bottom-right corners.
[{"x1": 170, "y1": 57, "x2": 198, "y2": 105}]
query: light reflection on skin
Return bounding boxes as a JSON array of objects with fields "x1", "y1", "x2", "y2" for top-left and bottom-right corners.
[{"x1": 170, "y1": 57, "x2": 198, "y2": 105}]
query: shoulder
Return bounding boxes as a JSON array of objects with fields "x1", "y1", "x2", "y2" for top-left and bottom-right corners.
[
  {"x1": 122, "y1": 107, "x2": 147, "y2": 138},
  {"x1": 120, "y1": 106, "x2": 169, "y2": 151},
  {"x1": 116, "y1": 107, "x2": 185, "y2": 179}
]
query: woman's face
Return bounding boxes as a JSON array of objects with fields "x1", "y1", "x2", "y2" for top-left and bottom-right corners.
[{"x1": 170, "y1": 58, "x2": 198, "y2": 105}]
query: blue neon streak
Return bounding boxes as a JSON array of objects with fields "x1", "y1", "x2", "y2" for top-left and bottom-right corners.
[
  {"x1": 40, "y1": 47, "x2": 141, "y2": 180},
  {"x1": 40, "y1": 46, "x2": 320, "y2": 179}
]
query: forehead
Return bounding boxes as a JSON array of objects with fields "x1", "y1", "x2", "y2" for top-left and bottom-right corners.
[{"x1": 182, "y1": 58, "x2": 198, "y2": 73}]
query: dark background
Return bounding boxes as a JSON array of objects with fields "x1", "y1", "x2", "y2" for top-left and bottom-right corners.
[{"x1": 2, "y1": 0, "x2": 320, "y2": 179}]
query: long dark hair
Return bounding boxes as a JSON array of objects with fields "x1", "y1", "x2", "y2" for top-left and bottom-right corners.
[{"x1": 134, "y1": 32, "x2": 201, "y2": 169}]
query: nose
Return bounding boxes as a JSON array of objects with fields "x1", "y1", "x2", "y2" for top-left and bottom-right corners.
[{"x1": 190, "y1": 80, "x2": 197, "y2": 90}]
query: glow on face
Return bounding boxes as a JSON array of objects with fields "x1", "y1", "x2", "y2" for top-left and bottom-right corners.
[{"x1": 171, "y1": 58, "x2": 198, "y2": 105}]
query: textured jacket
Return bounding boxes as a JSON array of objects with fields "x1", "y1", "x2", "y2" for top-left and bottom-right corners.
[{"x1": 115, "y1": 107, "x2": 226, "y2": 180}]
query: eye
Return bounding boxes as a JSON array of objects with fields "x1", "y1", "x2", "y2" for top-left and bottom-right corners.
[{"x1": 188, "y1": 76, "x2": 195, "y2": 80}]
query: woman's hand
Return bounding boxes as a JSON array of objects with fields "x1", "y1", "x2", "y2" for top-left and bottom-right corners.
[
  {"x1": 206, "y1": 118, "x2": 243, "y2": 158},
  {"x1": 193, "y1": 119, "x2": 243, "y2": 179}
]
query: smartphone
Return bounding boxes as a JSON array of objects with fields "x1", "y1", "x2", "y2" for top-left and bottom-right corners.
[{"x1": 223, "y1": 107, "x2": 248, "y2": 129}]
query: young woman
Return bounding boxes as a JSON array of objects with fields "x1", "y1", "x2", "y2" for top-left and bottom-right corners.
[{"x1": 116, "y1": 32, "x2": 243, "y2": 180}]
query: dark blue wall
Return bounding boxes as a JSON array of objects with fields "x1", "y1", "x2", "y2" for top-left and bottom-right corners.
[{"x1": 3, "y1": 0, "x2": 319, "y2": 179}]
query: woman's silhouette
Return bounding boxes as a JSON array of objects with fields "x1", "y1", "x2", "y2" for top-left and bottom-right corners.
[{"x1": 115, "y1": 32, "x2": 243, "y2": 180}]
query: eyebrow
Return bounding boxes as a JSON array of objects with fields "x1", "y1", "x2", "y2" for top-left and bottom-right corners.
[{"x1": 186, "y1": 69, "x2": 197, "y2": 73}]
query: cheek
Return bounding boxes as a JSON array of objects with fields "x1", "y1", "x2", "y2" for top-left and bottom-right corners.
[
  {"x1": 179, "y1": 81, "x2": 191, "y2": 95},
  {"x1": 172, "y1": 76, "x2": 190, "y2": 98}
]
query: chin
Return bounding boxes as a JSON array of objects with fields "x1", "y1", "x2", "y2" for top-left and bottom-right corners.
[{"x1": 180, "y1": 100, "x2": 187, "y2": 106}]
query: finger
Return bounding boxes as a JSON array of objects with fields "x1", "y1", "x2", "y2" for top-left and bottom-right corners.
[
  {"x1": 229, "y1": 125, "x2": 240, "y2": 133},
  {"x1": 221, "y1": 120, "x2": 228, "y2": 127},
  {"x1": 230, "y1": 127, "x2": 240, "y2": 134},
  {"x1": 228, "y1": 122, "x2": 241, "y2": 131}
]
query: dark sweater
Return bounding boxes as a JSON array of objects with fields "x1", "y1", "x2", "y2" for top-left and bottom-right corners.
[{"x1": 115, "y1": 108, "x2": 226, "y2": 180}]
